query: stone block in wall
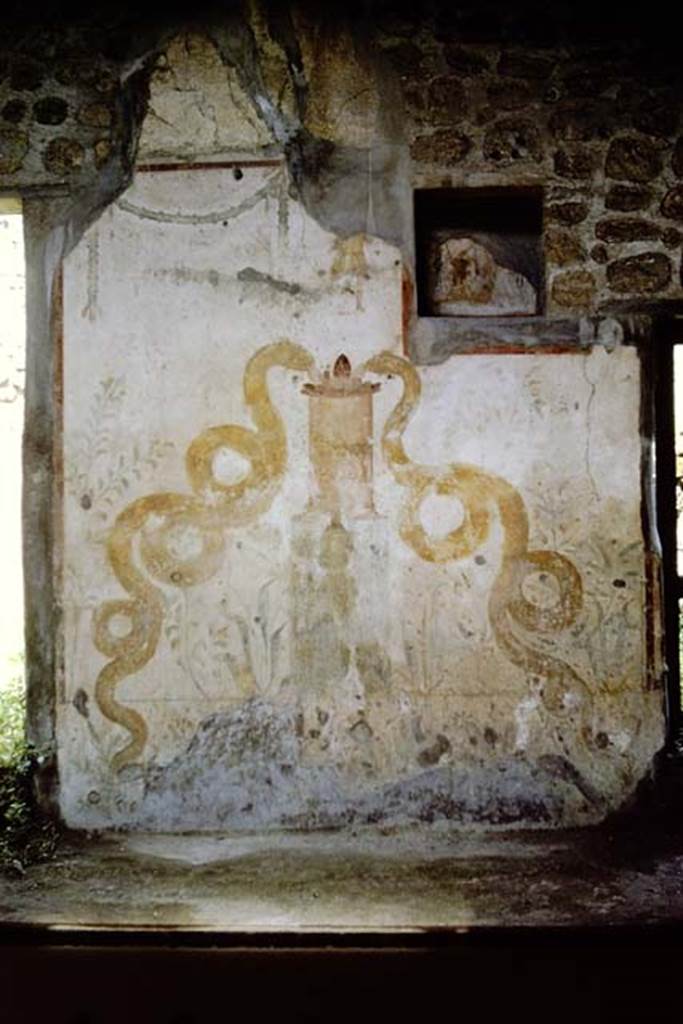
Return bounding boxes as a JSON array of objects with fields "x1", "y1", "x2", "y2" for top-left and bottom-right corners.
[
  {"x1": 545, "y1": 229, "x2": 586, "y2": 267},
  {"x1": 606, "y1": 252, "x2": 672, "y2": 293},
  {"x1": 550, "y1": 269, "x2": 596, "y2": 308},
  {"x1": 605, "y1": 185, "x2": 653, "y2": 211},
  {"x1": 0, "y1": 126, "x2": 28, "y2": 174},
  {"x1": 43, "y1": 136, "x2": 85, "y2": 175},
  {"x1": 54, "y1": 57, "x2": 117, "y2": 94},
  {"x1": 410, "y1": 129, "x2": 471, "y2": 165},
  {"x1": 403, "y1": 75, "x2": 466, "y2": 125},
  {"x1": 486, "y1": 81, "x2": 536, "y2": 112},
  {"x1": 93, "y1": 138, "x2": 111, "y2": 168},
  {"x1": 553, "y1": 148, "x2": 597, "y2": 179},
  {"x1": 77, "y1": 103, "x2": 112, "y2": 129},
  {"x1": 674, "y1": 138, "x2": 683, "y2": 178},
  {"x1": 546, "y1": 201, "x2": 590, "y2": 226},
  {"x1": 1, "y1": 99, "x2": 26, "y2": 125},
  {"x1": 662, "y1": 227, "x2": 682, "y2": 248},
  {"x1": 595, "y1": 218, "x2": 661, "y2": 242},
  {"x1": 549, "y1": 100, "x2": 620, "y2": 142},
  {"x1": 483, "y1": 117, "x2": 543, "y2": 163},
  {"x1": 661, "y1": 185, "x2": 683, "y2": 221},
  {"x1": 605, "y1": 136, "x2": 663, "y2": 182},
  {"x1": 33, "y1": 97, "x2": 69, "y2": 126}
]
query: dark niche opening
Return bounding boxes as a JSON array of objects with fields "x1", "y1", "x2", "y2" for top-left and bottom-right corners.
[{"x1": 414, "y1": 187, "x2": 544, "y2": 318}]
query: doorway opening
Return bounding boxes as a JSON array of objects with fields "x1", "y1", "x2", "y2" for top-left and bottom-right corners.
[
  {"x1": 654, "y1": 321, "x2": 683, "y2": 752},
  {"x1": 0, "y1": 200, "x2": 26, "y2": 765}
]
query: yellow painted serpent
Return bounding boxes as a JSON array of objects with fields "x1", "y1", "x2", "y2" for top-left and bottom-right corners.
[
  {"x1": 360, "y1": 352, "x2": 588, "y2": 715},
  {"x1": 95, "y1": 343, "x2": 587, "y2": 771},
  {"x1": 93, "y1": 341, "x2": 314, "y2": 772}
]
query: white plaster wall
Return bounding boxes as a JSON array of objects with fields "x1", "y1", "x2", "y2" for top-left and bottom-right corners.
[{"x1": 57, "y1": 35, "x2": 664, "y2": 830}]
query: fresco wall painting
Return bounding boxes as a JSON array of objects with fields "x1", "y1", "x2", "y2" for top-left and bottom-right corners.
[{"x1": 58, "y1": 155, "x2": 663, "y2": 830}]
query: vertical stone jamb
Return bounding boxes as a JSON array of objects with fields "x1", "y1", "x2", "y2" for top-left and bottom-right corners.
[{"x1": 22, "y1": 199, "x2": 68, "y2": 815}]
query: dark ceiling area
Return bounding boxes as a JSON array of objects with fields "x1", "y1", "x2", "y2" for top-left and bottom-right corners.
[{"x1": 2, "y1": 0, "x2": 682, "y2": 49}]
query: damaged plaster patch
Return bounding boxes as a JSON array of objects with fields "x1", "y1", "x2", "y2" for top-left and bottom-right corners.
[
  {"x1": 137, "y1": 34, "x2": 272, "y2": 159},
  {"x1": 204, "y1": 16, "x2": 412, "y2": 248},
  {"x1": 138, "y1": 699, "x2": 587, "y2": 830},
  {"x1": 128, "y1": 24, "x2": 411, "y2": 260},
  {"x1": 297, "y1": 141, "x2": 412, "y2": 249},
  {"x1": 237, "y1": 266, "x2": 302, "y2": 295},
  {"x1": 294, "y1": 15, "x2": 381, "y2": 148}
]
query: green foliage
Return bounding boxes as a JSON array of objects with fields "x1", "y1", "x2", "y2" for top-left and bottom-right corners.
[
  {"x1": 0, "y1": 753, "x2": 60, "y2": 874},
  {"x1": 0, "y1": 663, "x2": 26, "y2": 767},
  {"x1": 0, "y1": 658, "x2": 60, "y2": 874}
]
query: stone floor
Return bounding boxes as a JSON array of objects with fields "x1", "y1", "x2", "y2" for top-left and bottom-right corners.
[
  {"x1": 6, "y1": 815, "x2": 683, "y2": 1024},
  {"x1": 3, "y1": 813, "x2": 683, "y2": 934}
]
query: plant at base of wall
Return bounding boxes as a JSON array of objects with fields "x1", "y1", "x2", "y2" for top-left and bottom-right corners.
[{"x1": 0, "y1": 656, "x2": 60, "y2": 874}]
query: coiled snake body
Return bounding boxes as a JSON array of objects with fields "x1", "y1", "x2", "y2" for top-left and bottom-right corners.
[
  {"x1": 95, "y1": 344, "x2": 586, "y2": 772},
  {"x1": 361, "y1": 352, "x2": 587, "y2": 714},
  {"x1": 94, "y1": 341, "x2": 313, "y2": 772}
]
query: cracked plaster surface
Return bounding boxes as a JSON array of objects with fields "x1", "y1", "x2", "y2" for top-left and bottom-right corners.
[{"x1": 138, "y1": 34, "x2": 272, "y2": 158}]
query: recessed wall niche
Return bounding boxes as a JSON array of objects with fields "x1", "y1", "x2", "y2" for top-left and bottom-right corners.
[{"x1": 414, "y1": 187, "x2": 544, "y2": 318}]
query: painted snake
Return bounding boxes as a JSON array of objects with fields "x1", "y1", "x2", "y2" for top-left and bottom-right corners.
[
  {"x1": 95, "y1": 343, "x2": 587, "y2": 771},
  {"x1": 361, "y1": 352, "x2": 588, "y2": 715},
  {"x1": 94, "y1": 341, "x2": 314, "y2": 772}
]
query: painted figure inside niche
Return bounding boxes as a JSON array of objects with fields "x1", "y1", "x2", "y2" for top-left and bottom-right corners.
[{"x1": 429, "y1": 236, "x2": 537, "y2": 316}]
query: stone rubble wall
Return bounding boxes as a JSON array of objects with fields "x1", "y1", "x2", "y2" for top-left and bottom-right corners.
[{"x1": 1, "y1": 13, "x2": 681, "y2": 315}]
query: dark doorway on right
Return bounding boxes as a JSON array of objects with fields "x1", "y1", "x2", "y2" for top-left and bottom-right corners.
[{"x1": 654, "y1": 317, "x2": 683, "y2": 753}]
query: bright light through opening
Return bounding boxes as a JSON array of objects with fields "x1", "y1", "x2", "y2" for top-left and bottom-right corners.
[
  {"x1": 0, "y1": 206, "x2": 25, "y2": 692},
  {"x1": 674, "y1": 344, "x2": 683, "y2": 708},
  {"x1": 675, "y1": 347, "x2": 683, "y2": 576}
]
